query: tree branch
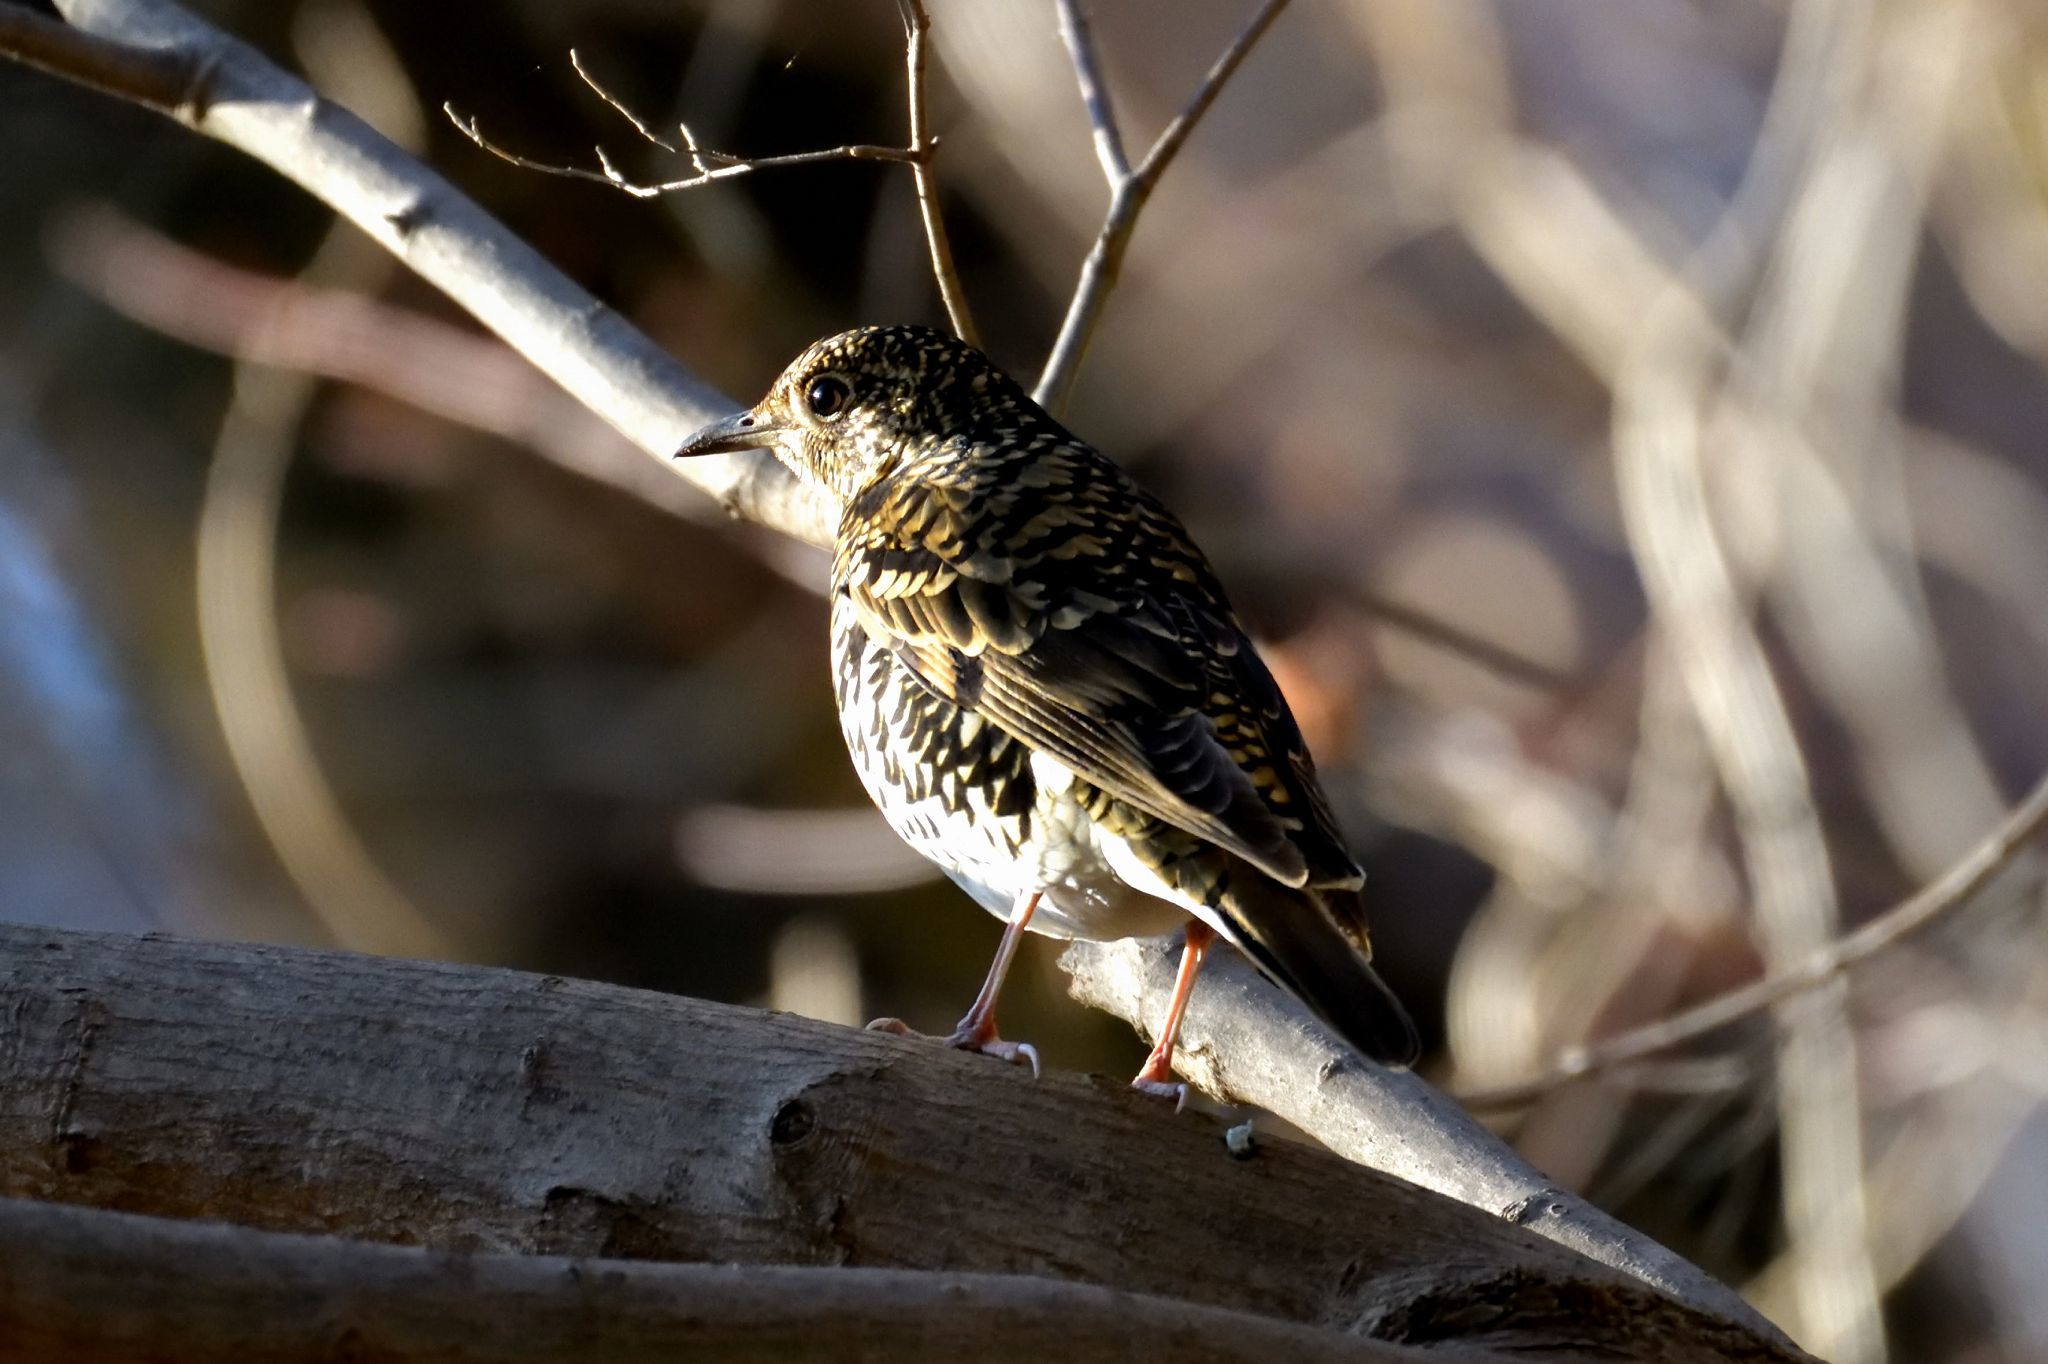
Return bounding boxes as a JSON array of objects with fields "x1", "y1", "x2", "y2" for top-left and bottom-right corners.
[
  {"x1": 1459, "y1": 763, "x2": 2048, "y2": 1108},
  {"x1": 444, "y1": 102, "x2": 916, "y2": 200},
  {"x1": 1035, "y1": 0, "x2": 1291, "y2": 413},
  {"x1": 0, "y1": 924, "x2": 1806, "y2": 1363},
  {"x1": 1053, "y1": 0, "x2": 1130, "y2": 186},
  {"x1": 18, "y1": 0, "x2": 838, "y2": 551},
  {"x1": 899, "y1": 0, "x2": 979, "y2": 345},
  {"x1": 1058, "y1": 936, "x2": 1794, "y2": 1349},
  {"x1": 442, "y1": 45, "x2": 920, "y2": 204}
]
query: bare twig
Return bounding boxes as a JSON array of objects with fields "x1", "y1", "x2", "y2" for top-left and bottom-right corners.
[
  {"x1": 444, "y1": 13, "x2": 977, "y2": 344},
  {"x1": 1035, "y1": 0, "x2": 1292, "y2": 413},
  {"x1": 899, "y1": 0, "x2": 978, "y2": 345},
  {"x1": 1053, "y1": 0, "x2": 1129, "y2": 186},
  {"x1": 1460, "y1": 765, "x2": 2048, "y2": 1108},
  {"x1": 444, "y1": 104, "x2": 912, "y2": 200},
  {"x1": 568, "y1": 47, "x2": 683, "y2": 156},
  {"x1": 566, "y1": 47, "x2": 736, "y2": 190}
]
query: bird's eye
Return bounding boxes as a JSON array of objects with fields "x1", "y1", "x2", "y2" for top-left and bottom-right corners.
[{"x1": 805, "y1": 375, "x2": 852, "y2": 420}]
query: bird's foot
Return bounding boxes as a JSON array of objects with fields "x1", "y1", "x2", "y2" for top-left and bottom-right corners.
[
  {"x1": 1128, "y1": 1074, "x2": 1190, "y2": 1112},
  {"x1": 946, "y1": 1029, "x2": 1042, "y2": 1078},
  {"x1": 1130, "y1": 1046, "x2": 1190, "y2": 1110},
  {"x1": 865, "y1": 1015, "x2": 1041, "y2": 1079}
]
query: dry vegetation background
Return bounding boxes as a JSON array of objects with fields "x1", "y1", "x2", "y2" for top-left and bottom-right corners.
[{"x1": 3, "y1": 1, "x2": 2047, "y2": 1360}]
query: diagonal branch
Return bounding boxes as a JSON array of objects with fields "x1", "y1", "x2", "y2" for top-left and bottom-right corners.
[
  {"x1": 1035, "y1": 0, "x2": 1291, "y2": 413},
  {"x1": 1058, "y1": 935, "x2": 1794, "y2": 1347},
  {"x1": 1459, "y1": 764, "x2": 2048, "y2": 1109},
  {"x1": 18, "y1": 0, "x2": 840, "y2": 551}
]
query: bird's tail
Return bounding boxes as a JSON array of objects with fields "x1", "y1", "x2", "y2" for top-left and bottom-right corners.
[{"x1": 1216, "y1": 880, "x2": 1420, "y2": 1067}]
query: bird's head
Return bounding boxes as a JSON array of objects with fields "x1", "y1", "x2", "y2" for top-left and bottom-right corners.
[{"x1": 673, "y1": 325, "x2": 1032, "y2": 503}]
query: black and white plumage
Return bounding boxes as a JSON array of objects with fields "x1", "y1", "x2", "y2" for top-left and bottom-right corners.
[{"x1": 676, "y1": 325, "x2": 1416, "y2": 1084}]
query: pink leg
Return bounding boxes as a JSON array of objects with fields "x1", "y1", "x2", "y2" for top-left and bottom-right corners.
[
  {"x1": 1131, "y1": 921, "x2": 1215, "y2": 1105},
  {"x1": 870, "y1": 891, "x2": 1042, "y2": 1077}
]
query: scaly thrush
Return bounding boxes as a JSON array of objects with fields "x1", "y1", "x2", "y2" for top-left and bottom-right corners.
[{"x1": 676, "y1": 325, "x2": 1416, "y2": 1094}]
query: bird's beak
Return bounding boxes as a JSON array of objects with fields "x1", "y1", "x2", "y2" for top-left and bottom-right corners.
[{"x1": 672, "y1": 407, "x2": 786, "y2": 459}]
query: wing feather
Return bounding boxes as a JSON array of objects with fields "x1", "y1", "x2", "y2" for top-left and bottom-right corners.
[{"x1": 837, "y1": 445, "x2": 1358, "y2": 890}]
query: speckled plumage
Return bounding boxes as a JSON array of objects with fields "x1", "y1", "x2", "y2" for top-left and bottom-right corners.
[{"x1": 677, "y1": 325, "x2": 1416, "y2": 1066}]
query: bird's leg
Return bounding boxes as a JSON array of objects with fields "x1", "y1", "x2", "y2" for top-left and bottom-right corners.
[
  {"x1": 1130, "y1": 920, "x2": 1215, "y2": 1106},
  {"x1": 869, "y1": 890, "x2": 1042, "y2": 1077}
]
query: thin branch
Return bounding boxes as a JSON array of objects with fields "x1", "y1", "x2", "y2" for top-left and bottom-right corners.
[
  {"x1": 448, "y1": 19, "x2": 976, "y2": 345},
  {"x1": 899, "y1": 0, "x2": 979, "y2": 346},
  {"x1": 1460, "y1": 764, "x2": 2048, "y2": 1109},
  {"x1": 1035, "y1": 0, "x2": 1291, "y2": 414},
  {"x1": 1130, "y1": 0, "x2": 1291, "y2": 193},
  {"x1": 567, "y1": 47, "x2": 733, "y2": 193},
  {"x1": 569, "y1": 47, "x2": 682, "y2": 155},
  {"x1": 444, "y1": 104, "x2": 912, "y2": 200},
  {"x1": 1053, "y1": 0, "x2": 1129, "y2": 185}
]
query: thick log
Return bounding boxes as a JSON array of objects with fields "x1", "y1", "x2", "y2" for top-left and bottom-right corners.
[
  {"x1": 0, "y1": 1197, "x2": 1456, "y2": 1364},
  {"x1": 0, "y1": 924, "x2": 1802, "y2": 1361}
]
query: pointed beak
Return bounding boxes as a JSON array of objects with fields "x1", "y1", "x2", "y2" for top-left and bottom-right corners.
[{"x1": 672, "y1": 407, "x2": 786, "y2": 459}]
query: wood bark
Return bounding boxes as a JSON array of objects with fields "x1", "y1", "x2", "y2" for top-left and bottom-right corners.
[
  {"x1": 0, "y1": 1196, "x2": 1458, "y2": 1364},
  {"x1": 0, "y1": 924, "x2": 1805, "y2": 1362}
]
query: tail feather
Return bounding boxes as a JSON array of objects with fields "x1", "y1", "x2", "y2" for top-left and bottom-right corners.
[{"x1": 1216, "y1": 881, "x2": 1420, "y2": 1067}]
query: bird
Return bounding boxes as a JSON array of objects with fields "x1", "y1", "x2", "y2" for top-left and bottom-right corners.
[{"x1": 674, "y1": 324, "x2": 1417, "y2": 1095}]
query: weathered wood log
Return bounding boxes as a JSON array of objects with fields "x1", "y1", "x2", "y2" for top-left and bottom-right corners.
[
  {"x1": 0, "y1": 1197, "x2": 1458, "y2": 1364},
  {"x1": 0, "y1": 924, "x2": 1804, "y2": 1361}
]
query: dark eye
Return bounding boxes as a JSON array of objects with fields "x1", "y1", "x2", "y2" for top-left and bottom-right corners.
[{"x1": 805, "y1": 375, "x2": 852, "y2": 419}]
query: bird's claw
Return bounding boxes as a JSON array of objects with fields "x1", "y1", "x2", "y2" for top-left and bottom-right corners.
[
  {"x1": 867, "y1": 1016, "x2": 1040, "y2": 1079},
  {"x1": 949, "y1": 1033, "x2": 1040, "y2": 1079},
  {"x1": 1130, "y1": 1075, "x2": 1190, "y2": 1112}
]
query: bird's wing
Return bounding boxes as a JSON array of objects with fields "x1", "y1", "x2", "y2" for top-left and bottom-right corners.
[{"x1": 836, "y1": 443, "x2": 1361, "y2": 891}]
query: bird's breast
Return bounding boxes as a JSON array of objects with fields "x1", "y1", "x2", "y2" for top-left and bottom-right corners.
[{"x1": 828, "y1": 597, "x2": 1183, "y2": 941}]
